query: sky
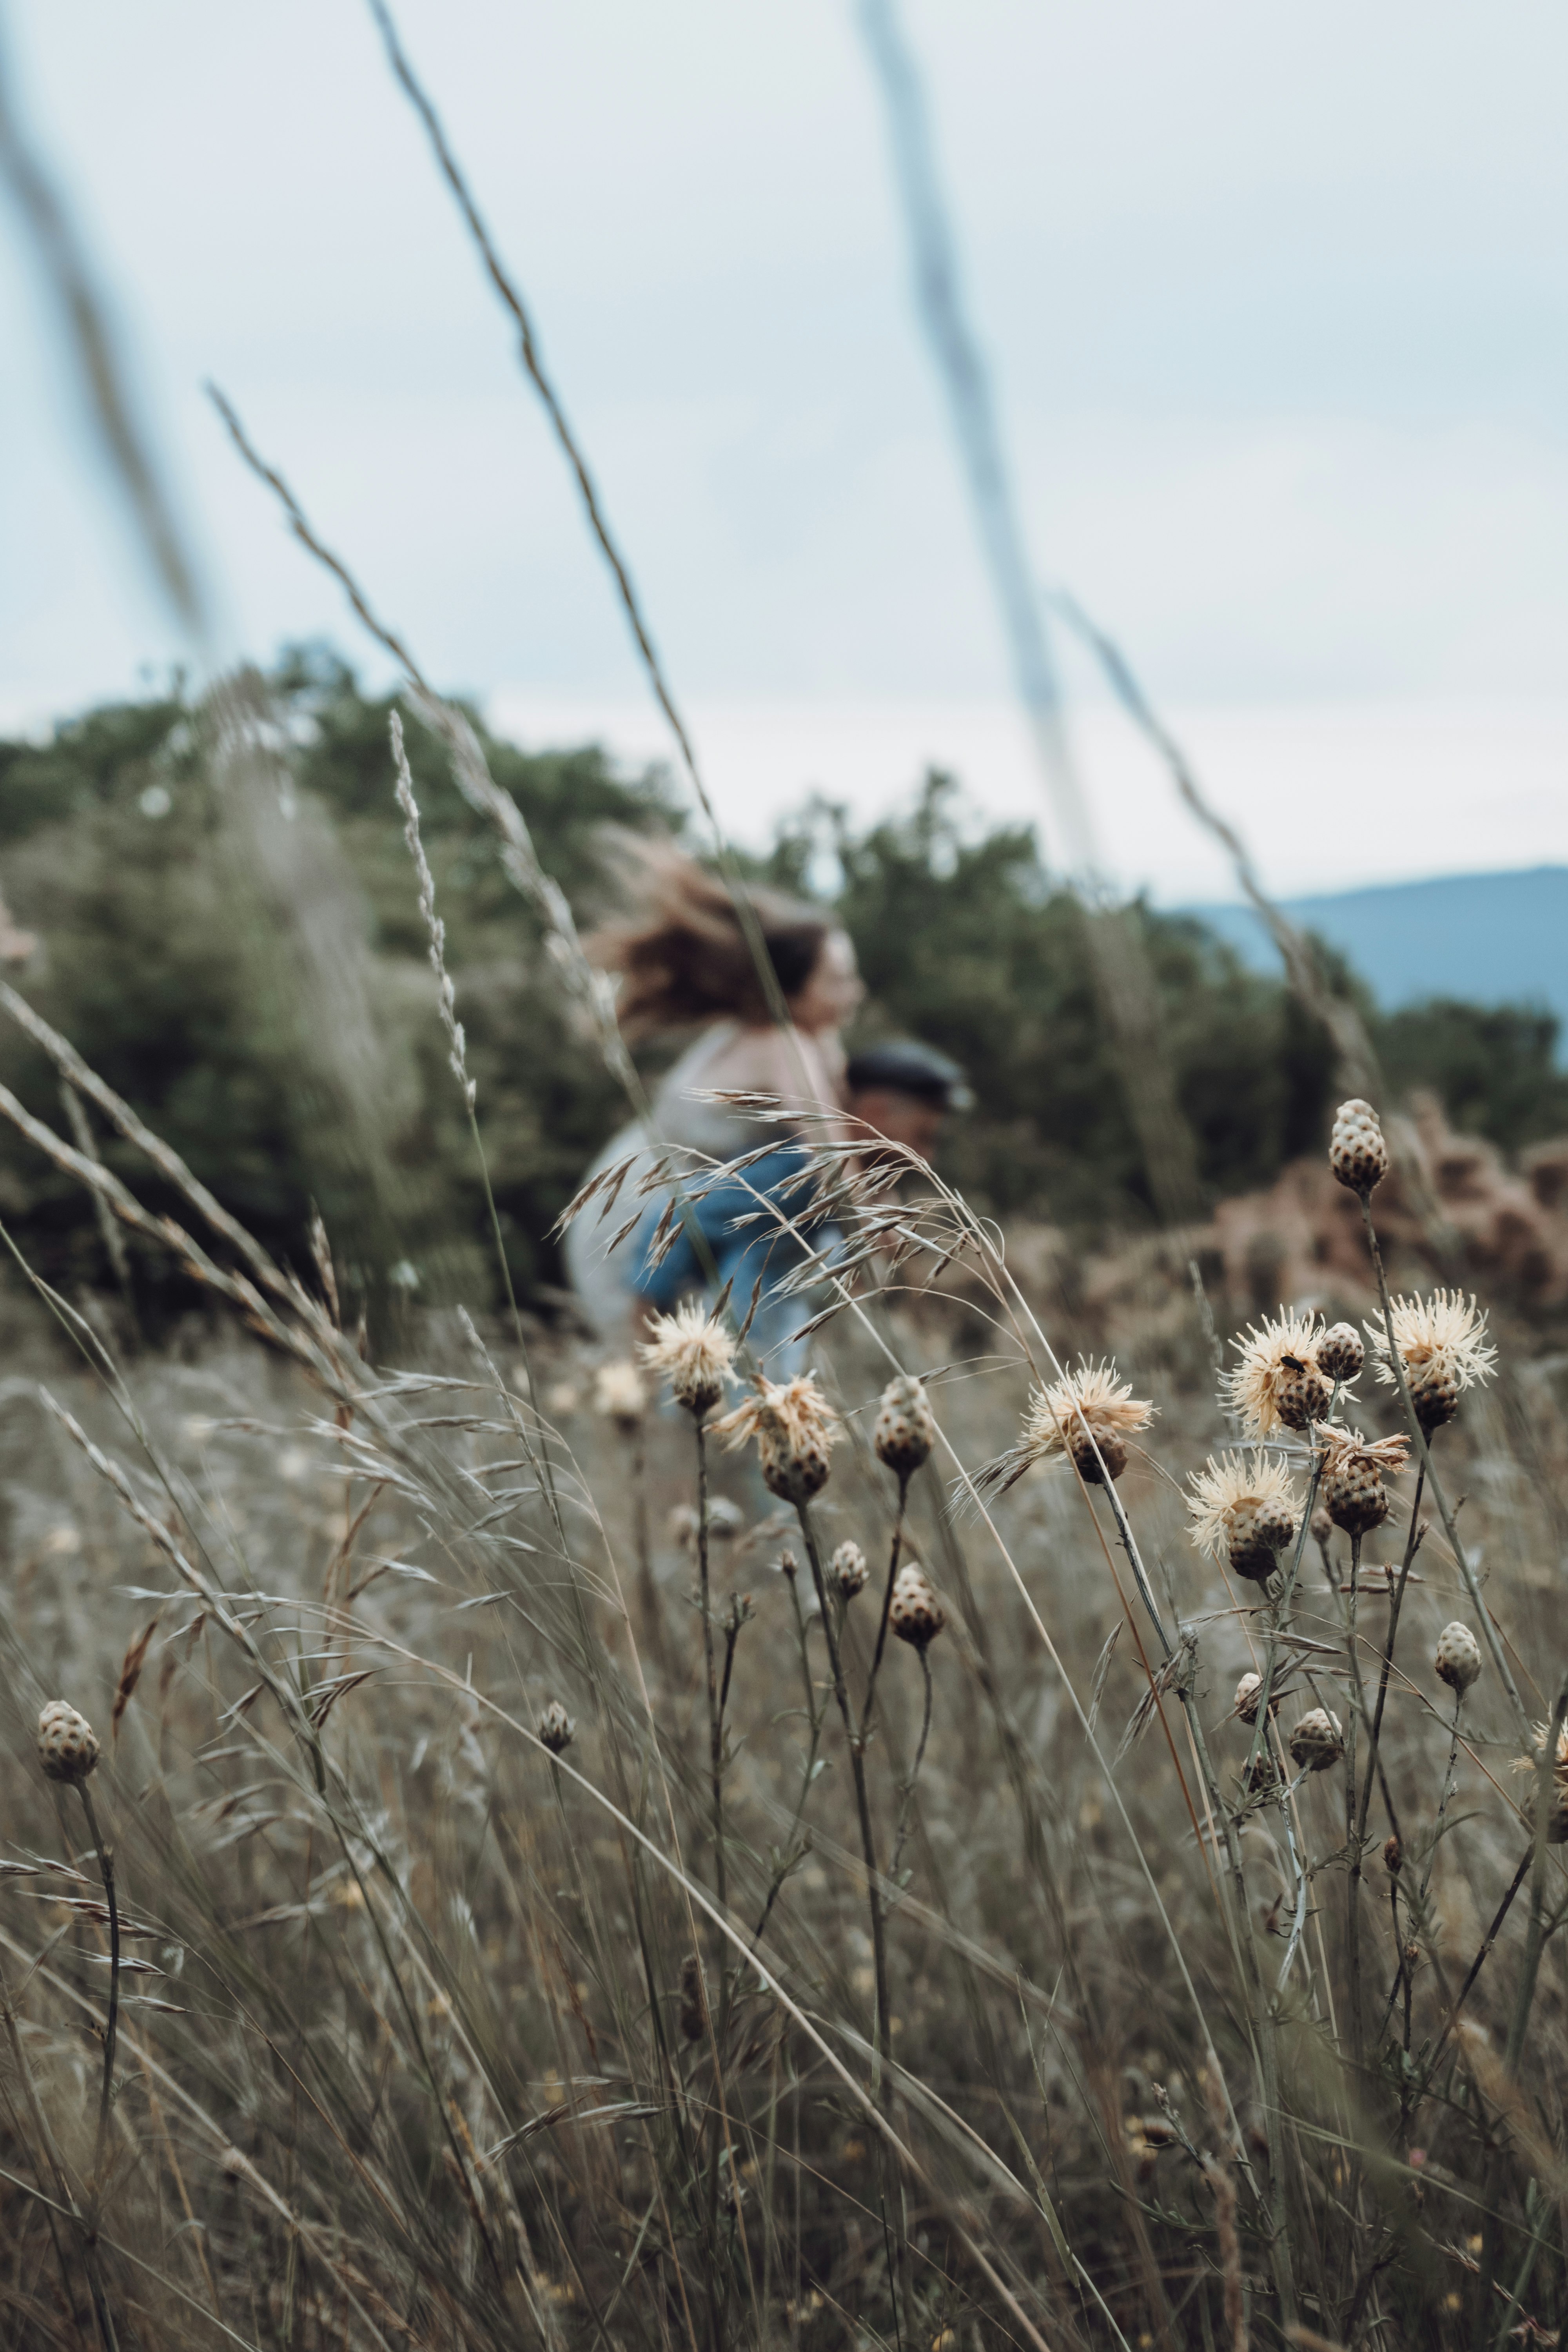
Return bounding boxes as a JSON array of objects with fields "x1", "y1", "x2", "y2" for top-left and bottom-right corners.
[{"x1": 5, "y1": 1, "x2": 1568, "y2": 898}]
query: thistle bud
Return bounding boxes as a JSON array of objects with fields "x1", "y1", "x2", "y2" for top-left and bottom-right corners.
[
  {"x1": 1407, "y1": 1357, "x2": 1462, "y2": 1434},
  {"x1": 1288, "y1": 1708, "x2": 1345, "y2": 1773},
  {"x1": 888, "y1": 1562, "x2": 945, "y2": 1650},
  {"x1": 537, "y1": 1700, "x2": 575, "y2": 1755},
  {"x1": 831, "y1": 1541, "x2": 869, "y2": 1600},
  {"x1": 873, "y1": 1376, "x2": 936, "y2": 1481},
  {"x1": 1434, "y1": 1621, "x2": 1481, "y2": 1697},
  {"x1": 1323, "y1": 1453, "x2": 1390, "y2": 1537},
  {"x1": 1383, "y1": 1834, "x2": 1402, "y2": 1875},
  {"x1": 1226, "y1": 1494, "x2": 1298, "y2": 1584},
  {"x1": 1275, "y1": 1355, "x2": 1330, "y2": 1432},
  {"x1": 1235, "y1": 1671, "x2": 1278, "y2": 1726},
  {"x1": 1329, "y1": 1098, "x2": 1390, "y2": 1197},
  {"x1": 37, "y1": 1700, "x2": 99, "y2": 1786},
  {"x1": 1316, "y1": 1323, "x2": 1365, "y2": 1384}
]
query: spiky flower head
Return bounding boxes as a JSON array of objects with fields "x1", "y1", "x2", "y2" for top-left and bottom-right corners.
[
  {"x1": 1434, "y1": 1621, "x2": 1481, "y2": 1697},
  {"x1": 711, "y1": 1375, "x2": 837, "y2": 1504},
  {"x1": 873, "y1": 1375, "x2": 936, "y2": 1481},
  {"x1": 888, "y1": 1561, "x2": 945, "y2": 1649},
  {"x1": 592, "y1": 1359, "x2": 647, "y2": 1430},
  {"x1": 831, "y1": 1540, "x2": 869, "y2": 1600},
  {"x1": 537, "y1": 1700, "x2": 575, "y2": 1755},
  {"x1": 1289, "y1": 1708, "x2": 1345, "y2": 1773},
  {"x1": 977, "y1": 1360, "x2": 1154, "y2": 1495},
  {"x1": 1223, "y1": 1311, "x2": 1334, "y2": 1439},
  {"x1": 1316, "y1": 1322, "x2": 1365, "y2": 1384},
  {"x1": 1364, "y1": 1291, "x2": 1497, "y2": 1434},
  {"x1": 37, "y1": 1699, "x2": 99, "y2": 1786},
  {"x1": 1330, "y1": 1098, "x2": 1390, "y2": 1195},
  {"x1": 1235, "y1": 1670, "x2": 1279, "y2": 1726},
  {"x1": 1186, "y1": 1451, "x2": 1301, "y2": 1584},
  {"x1": 1513, "y1": 1719, "x2": 1568, "y2": 1844},
  {"x1": 1316, "y1": 1423, "x2": 1410, "y2": 1537},
  {"x1": 638, "y1": 1301, "x2": 736, "y2": 1418}
]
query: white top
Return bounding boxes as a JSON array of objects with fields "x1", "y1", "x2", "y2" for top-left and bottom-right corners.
[{"x1": 563, "y1": 1020, "x2": 846, "y2": 1341}]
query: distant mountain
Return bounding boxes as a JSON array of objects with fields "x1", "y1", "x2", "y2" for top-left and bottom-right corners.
[{"x1": 1190, "y1": 866, "x2": 1568, "y2": 1035}]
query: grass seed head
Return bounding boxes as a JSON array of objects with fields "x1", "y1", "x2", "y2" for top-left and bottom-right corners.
[
  {"x1": 1223, "y1": 1311, "x2": 1333, "y2": 1438},
  {"x1": 1289, "y1": 1707, "x2": 1345, "y2": 1773},
  {"x1": 1187, "y1": 1451, "x2": 1300, "y2": 1581},
  {"x1": 537, "y1": 1700, "x2": 575, "y2": 1755},
  {"x1": 889, "y1": 1561, "x2": 945, "y2": 1649},
  {"x1": 831, "y1": 1540, "x2": 869, "y2": 1600},
  {"x1": 1434, "y1": 1621, "x2": 1481, "y2": 1697},
  {"x1": 637, "y1": 1301, "x2": 736, "y2": 1418},
  {"x1": 37, "y1": 1699, "x2": 99, "y2": 1785},
  {"x1": 1330, "y1": 1097, "x2": 1390, "y2": 1195},
  {"x1": 873, "y1": 1374, "x2": 936, "y2": 1480},
  {"x1": 711, "y1": 1375, "x2": 836, "y2": 1504},
  {"x1": 1365, "y1": 1290, "x2": 1497, "y2": 1433}
]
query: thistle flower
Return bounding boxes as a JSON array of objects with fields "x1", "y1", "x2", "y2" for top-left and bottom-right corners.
[
  {"x1": 1316, "y1": 1322, "x2": 1365, "y2": 1384},
  {"x1": 1186, "y1": 1452, "x2": 1301, "y2": 1585},
  {"x1": 1222, "y1": 1311, "x2": 1333, "y2": 1438},
  {"x1": 711, "y1": 1375, "x2": 837, "y2": 1504},
  {"x1": 1364, "y1": 1290, "x2": 1498, "y2": 1434},
  {"x1": 888, "y1": 1561, "x2": 945, "y2": 1648},
  {"x1": 1235, "y1": 1671, "x2": 1280, "y2": 1726},
  {"x1": 1289, "y1": 1708, "x2": 1345, "y2": 1773},
  {"x1": 1434, "y1": 1621, "x2": 1481, "y2": 1697},
  {"x1": 592, "y1": 1359, "x2": 647, "y2": 1430},
  {"x1": 1329, "y1": 1097, "x2": 1390, "y2": 1196},
  {"x1": 637, "y1": 1301, "x2": 736, "y2": 1418},
  {"x1": 1317, "y1": 1423, "x2": 1410, "y2": 1537},
  {"x1": 977, "y1": 1361, "x2": 1154, "y2": 1495},
  {"x1": 537, "y1": 1700, "x2": 575, "y2": 1755},
  {"x1": 37, "y1": 1699, "x2": 99, "y2": 1786},
  {"x1": 831, "y1": 1540, "x2": 869, "y2": 1600},
  {"x1": 1513, "y1": 1720, "x2": 1568, "y2": 1843},
  {"x1": 873, "y1": 1375, "x2": 936, "y2": 1480}
]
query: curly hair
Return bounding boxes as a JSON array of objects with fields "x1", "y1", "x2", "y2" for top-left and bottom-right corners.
[{"x1": 586, "y1": 838, "x2": 831, "y2": 1039}]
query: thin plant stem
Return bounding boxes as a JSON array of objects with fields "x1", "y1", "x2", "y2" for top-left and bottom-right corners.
[
  {"x1": 1356, "y1": 1464, "x2": 1426, "y2": 1853},
  {"x1": 751, "y1": 1564, "x2": 827, "y2": 1951},
  {"x1": 1504, "y1": 1677, "x2": 1568, "y2": 2073},
  {"x1": 862, "y1": 1470, "x2": 910, "y2": 1733},
  {"x1": 0, "y1": 1946, "x2": 119, "y2": 2352},
  {"x1": 889, "y1": 1646, "x2": 934, "y2": 1887},
  {"x1": 1421, "y1": 1844, "x2": 1535, "y2": 2082},
  {"x1": 1345, "y1": 1533, "x2": 1365, "y2": 2065},
  {"x1": 1358, "y1": 1195, "x2": 1528, "y2": 1733},
  {"x1": 1417, "y1": 1690, "x2": 1466, "y2": 1922},
  {"x1": 78, "y1": 1783, "x2": 120, "y2": 2182},
  {"x1": 695, "y1": 1420, "x2": 725, "y2": 1915}
]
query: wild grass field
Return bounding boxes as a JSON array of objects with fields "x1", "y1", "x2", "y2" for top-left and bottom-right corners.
[{"x1": 0, "y1": 1016, "x2": 1564, "y2": 2352}]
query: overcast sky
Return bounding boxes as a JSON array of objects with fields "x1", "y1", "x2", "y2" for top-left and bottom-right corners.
[{"x1": 5, "y1": 1, "x2": 1568, "y2": 894}]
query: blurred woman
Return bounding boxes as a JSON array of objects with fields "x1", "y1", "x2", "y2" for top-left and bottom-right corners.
[{"x1": 565, "y1": 842, "x2": 864, "y2": 1368}]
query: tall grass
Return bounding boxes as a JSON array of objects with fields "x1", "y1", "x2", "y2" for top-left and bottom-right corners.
[{"x1": 0, "y1": 1015, "x2": 1562, "y2": 2349}]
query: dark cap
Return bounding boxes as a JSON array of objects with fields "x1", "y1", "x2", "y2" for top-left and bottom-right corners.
[{"x1": 844, "y1": 1039, "x2": 972, "y2": 1113}]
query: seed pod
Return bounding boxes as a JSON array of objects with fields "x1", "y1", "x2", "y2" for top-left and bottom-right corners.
[
  {"x1": 1067, "y1": 1422, "x2": 1128, "y2": 1485},
  {"x1": 1288, "y1": 1708, "x2": 1345, "y2": 1773},
  {"x1": 873, "y1": 1376, "x2": 936, "y2": 1480},
  {"x1": 1226, "y1": 1493, "x2": 1297, "y2": 1583},
  {"x1": 831, "y1": 1541, "x2": 869, "y2": 1600},
  {"x1": 1384, "y1": 1834, "x2": 1402, "y2": 1875},
  {"x1": 1235, "y1": 1671, "x2": 1278, "y2": 1726},
  {"x1": 537, "y1": 1700, "x2": 575, "y2": 1755},
  {"x1": 1310, "y1": 1504, "x2": 1334, "y2": 1547},
  {"x1": 888, "y1": 1563, "x2": 945, "y2": 1650},
  {"x1": 1316, "y1": 1323, "x2": 1365, "y2": 1383},
  {"x1": 1323, "y1": 1452, "x2": 1390, "y2": 1537},
  {"x1": 1434, "y1": 1621, "x2": 1481, "y2": 1696},
  {"x1": 1274, "y1": 1356, "x2": 1330, "y2": 1432},
  {"x1": 1329, "y1": 1098, "x2": 1390, "y2": 1196},
  {"x1": 37, "y1": 1700, "x2": 99, "y2": 1786},
  {"x1": 1407, "y1": 1356, "x2": 1462, "y2": 1434}
]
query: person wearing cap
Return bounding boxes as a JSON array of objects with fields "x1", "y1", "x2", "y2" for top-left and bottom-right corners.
[{"x1": 843, "y1": 1039, "x2": 971, "y2": 1164}]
